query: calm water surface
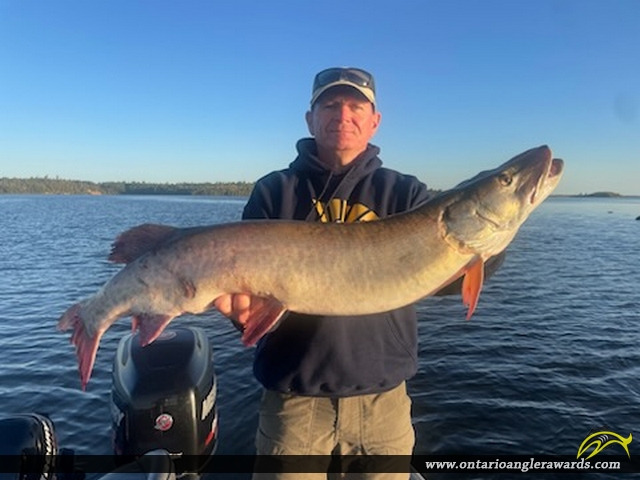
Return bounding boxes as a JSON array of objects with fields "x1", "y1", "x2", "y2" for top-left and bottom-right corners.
[{"x1": 0, "y1": 195, "x2": 638, "y2": 479}]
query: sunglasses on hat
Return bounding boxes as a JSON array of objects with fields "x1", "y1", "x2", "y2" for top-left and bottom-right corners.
[{"x1": 311, "y1": 67, "x2": 376, "y2": 106}]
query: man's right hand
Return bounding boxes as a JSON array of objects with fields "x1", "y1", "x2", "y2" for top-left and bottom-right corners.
[{"x1": 213, "y1": 294, "x2": 270, "y2": 333}]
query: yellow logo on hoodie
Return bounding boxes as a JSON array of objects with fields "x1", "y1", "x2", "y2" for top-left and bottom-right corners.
[{"x1": 312, "y1": 198, "x2": 379, "y2": 223}]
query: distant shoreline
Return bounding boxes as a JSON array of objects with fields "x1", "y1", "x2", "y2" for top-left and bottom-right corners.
[
  {"x1": 0, "y1": 177, "x2": 638, "y2": 198},
  {"x1": 0, "y1": 177, "x2": 255, "y2": 196}
]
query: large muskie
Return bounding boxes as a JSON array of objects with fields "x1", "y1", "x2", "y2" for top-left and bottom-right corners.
[{"x1": 58, "y1": 146, "x2": 564, "y2": 389}]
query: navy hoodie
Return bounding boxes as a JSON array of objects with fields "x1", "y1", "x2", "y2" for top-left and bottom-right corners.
[{"x1": 243, "y1": 138, "x2": 431, "y2": 396}]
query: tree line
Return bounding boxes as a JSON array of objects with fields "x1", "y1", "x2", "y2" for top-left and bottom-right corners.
[{"x1": 0, "y1": 177, "x2": 254, "y2": 196}]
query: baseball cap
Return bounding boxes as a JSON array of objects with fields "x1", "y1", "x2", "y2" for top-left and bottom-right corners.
[{"x1": 310, "y1": 67, "x2": 376, "y2": 106}]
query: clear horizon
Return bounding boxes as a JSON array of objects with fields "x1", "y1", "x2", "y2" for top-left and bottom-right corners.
[{"x1": 1, "y1": 0, "x2": 638, "y2": 195}]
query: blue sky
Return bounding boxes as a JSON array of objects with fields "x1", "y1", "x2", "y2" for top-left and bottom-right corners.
[{"x1": 1, "y1": 0, "x2": 638, "y2": 195}]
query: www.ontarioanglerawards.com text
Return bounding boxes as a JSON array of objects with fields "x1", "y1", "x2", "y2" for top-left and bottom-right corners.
[{"x1": 423, "y1": 456, "x2": 621, "y2": 473}]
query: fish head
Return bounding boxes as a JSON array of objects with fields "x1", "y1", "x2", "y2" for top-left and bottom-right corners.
[{"x1": 441, "y1": 145, "x2": 564, "y2": 257}]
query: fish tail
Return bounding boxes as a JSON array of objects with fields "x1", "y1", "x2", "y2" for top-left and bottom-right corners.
[{"x1": 57, "y1": 303, "x2": 102, "y2": 390}]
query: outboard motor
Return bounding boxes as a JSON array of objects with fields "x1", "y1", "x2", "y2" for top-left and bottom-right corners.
[
  {"x1": 0, "y1": 412, "x2": 57, "y2": 480},
  {"x1": 111, "y1": 327, "x2": 218, "y2": 475}
]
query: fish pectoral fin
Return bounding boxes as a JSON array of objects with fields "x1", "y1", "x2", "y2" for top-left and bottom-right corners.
[
  {"x1": 461, "y1": 257, "x2": 485, "y2": 320},
  {"x1": 240, "y1": 298, "x2": 288, "y2": 347},
  {"x1": 109, "y1": 224, "x2": 178, "y2": 263},
  {"x1": 132, "y1": 313, "x2": 175, "y2": 346}
]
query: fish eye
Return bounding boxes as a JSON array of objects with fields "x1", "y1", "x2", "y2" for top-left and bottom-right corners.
[{"x1": 498, "y1": 173, "x2": 513, "y2": 186}]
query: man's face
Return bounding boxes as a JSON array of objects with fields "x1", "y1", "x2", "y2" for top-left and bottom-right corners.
[{"x1": 306, "y1": 87, "x2": 381, "y2": 161}]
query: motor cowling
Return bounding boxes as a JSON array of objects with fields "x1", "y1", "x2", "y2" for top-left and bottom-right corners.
[
  {"x1": 0, "y1": 413, "x2": 57, "y2": 480},
  {"x1": 111, "y1": 327, "x2": 218, "y2": 475}
]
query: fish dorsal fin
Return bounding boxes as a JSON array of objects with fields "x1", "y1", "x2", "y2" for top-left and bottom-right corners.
[
  {"x1": 462, "y1": 257, "x2": 485, "y2": 320},
  {"x1": 109, "y1": 224, "x2": 178, "y2": 264}
]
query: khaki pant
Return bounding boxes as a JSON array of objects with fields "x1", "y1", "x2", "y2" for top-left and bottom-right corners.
[{"x1": 252, "y1": 382, "x2": 415, "y2": 480}]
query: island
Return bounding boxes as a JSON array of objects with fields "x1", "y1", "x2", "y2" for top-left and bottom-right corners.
[{"x1": 576, "y1": 191, "x2": 623, "y2": 198}]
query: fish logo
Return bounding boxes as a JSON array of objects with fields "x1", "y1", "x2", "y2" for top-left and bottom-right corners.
[{"x1": 577, "y1": 428, "x2": 632, "y2": 459}]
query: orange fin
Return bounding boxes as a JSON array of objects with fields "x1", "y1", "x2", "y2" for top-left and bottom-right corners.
[
  {"x1": 132, "y1": 313, "x2": 175, "y2": 346},
  {"x1": 461, "y1": 258, "x2": 484, "y2": 320},
  {"x1": 109, "y1": 224, "x2": 178, "y2": 264},
  {"x1": 240, "y1": 298, "x2": 288, "y2": 347}
]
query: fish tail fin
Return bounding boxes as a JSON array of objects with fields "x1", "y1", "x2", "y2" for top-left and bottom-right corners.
[
  {"x1": 240, "y1": 299, "x2": 288, "y2": 347},
  {"x1": 57, "y1": 303, "x2": 103, "y2": 390},
  {"x1": 109, "y1": 224, "x2": 178, "y2": 264}
]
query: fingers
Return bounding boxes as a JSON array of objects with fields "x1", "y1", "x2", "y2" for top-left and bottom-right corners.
[
  {"x1": 232, "y1": 294, "x2": 252, "y2": 321},
  {"x1": 213, "y1": 295, "x2": 233, "y2": 317},
  {"x1": 214, "y1": 293, "x2": 255, "y2": 327}
]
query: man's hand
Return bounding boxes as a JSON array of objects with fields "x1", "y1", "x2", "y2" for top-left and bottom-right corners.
[{"x1": 213, "y1": 294, "x2": 271, "y2": 332}]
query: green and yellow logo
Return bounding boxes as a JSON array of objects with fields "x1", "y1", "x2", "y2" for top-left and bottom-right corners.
[{"x1": 577, "y1": 428, "x2": 632, "y2": 459}]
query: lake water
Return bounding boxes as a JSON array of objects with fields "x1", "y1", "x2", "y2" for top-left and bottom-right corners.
[{"x1": 1, "y1": 195, "x2": 639, "y2": 479}]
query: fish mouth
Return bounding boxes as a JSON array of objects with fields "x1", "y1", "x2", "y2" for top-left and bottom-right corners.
[
  {"x1": 549, "y1": 158, "x2": 564, "y2": 177},
  {"x1": 530, "y1": 149, "x2": 564, "y2": 205}
]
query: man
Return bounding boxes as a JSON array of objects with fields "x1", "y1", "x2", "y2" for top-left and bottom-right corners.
[
  {"x1": 213, "y1": 67, "x2": 422, "y2": 479},
  {"x1": 214, "y1": 67, "x2": 502, "y2": 479}
]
